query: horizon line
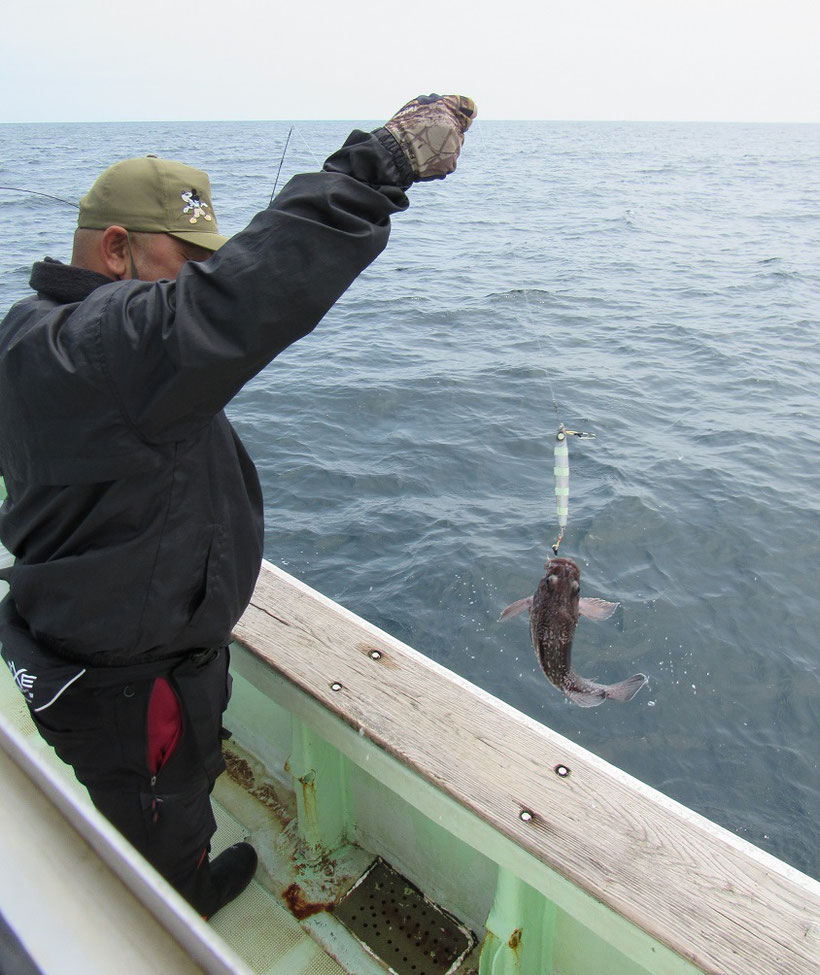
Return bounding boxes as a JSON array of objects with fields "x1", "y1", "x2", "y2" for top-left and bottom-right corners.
[{"x1": 2, "y1": 117, "x2": 819, "y2": 126}]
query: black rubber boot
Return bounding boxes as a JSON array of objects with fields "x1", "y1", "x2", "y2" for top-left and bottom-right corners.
[{"x1": 195, "y1": 842, "x2": 258, "y2": 918}]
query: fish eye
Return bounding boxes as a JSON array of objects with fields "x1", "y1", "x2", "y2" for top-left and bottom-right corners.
[{"x1": 570, "y1": 580, "x2": 580, "y2": 594}]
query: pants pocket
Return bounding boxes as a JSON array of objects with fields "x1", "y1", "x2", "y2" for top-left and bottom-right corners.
[{"x1": 168, "y1": 647, "x2": 229, "y2": 784}]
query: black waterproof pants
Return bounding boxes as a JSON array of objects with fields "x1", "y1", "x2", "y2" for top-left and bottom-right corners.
[{"x1": 29, "y1": 647, "x2": 232, "y2": 916}]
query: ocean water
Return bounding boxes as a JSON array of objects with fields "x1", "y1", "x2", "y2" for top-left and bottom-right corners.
[{"x1": 1, "y1": 120, "x2": 818, "y2": 880}]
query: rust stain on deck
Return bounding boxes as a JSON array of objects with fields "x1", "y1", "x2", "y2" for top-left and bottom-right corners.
[
  {"x1": 224, "y1": 749, "x2": 290, "y2": 823},
  {"x1": 283, "y1": 882, "x2": 334, "y2": 920}
]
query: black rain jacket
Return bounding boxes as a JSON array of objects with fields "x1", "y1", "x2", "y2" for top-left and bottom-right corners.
[{"x1": 0, "y1": 129, "x2": 410, "y2": 666}]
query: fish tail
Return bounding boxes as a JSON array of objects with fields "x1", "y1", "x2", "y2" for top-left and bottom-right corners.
[
  {"x1": 564, "y1": 672, "x2": 608, "y2": 708},
  {"x1": 604, "y1": 673, "x2": 648, "y2": 702},
  {"x1": 564, "y1": 671, "x2": 648, "y2": 707}
]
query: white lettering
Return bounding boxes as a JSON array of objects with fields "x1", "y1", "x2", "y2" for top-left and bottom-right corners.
[{"x1": 6, "y1": 659, "x2": 37, "y2": 697}]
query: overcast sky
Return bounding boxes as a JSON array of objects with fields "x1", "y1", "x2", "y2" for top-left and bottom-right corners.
[{"x1": 1, "y1": 0, "x2": 818, "y2": 123}]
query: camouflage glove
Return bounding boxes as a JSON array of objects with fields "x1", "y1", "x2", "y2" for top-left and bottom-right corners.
[{"x1": 382, "y1": 94, "x2": 476, "y2": 183}]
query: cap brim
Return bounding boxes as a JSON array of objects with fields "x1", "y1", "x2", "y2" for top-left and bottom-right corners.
[{"x1": 168, "y1": 229, "x2": 230, "y2": 252}]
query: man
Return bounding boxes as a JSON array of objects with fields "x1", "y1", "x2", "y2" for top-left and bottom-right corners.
[{"x1": 0, "y1": 95, "x2": 475, "y2": 918}]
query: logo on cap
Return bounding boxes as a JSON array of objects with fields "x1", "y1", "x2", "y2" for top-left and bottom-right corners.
[{"x1": 181, "y1": 188, "x2": 212, "y2": 224}]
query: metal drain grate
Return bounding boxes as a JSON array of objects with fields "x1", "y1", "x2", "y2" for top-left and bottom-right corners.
[{"x1": 333, "y1": 858, "x2": 475, "y2": 975}]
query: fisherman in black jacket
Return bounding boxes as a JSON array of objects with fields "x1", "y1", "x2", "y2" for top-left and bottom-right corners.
[{"x1": 0, "y1": 94, "x2": 476, "y2": 917}]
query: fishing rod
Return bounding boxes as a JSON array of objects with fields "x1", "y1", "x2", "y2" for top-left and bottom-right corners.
[
  {"x1": 268, "y1": 124, "x2": 324, "y2": 204},
  {"x1": 269, "y1": 126, "x2": 294, "y2": 204},
  {"x1": 0, "y1": 186, "x2": 79, "y2": 209},
  {"x1": 3, "y1": 127, "x2": 301, "y2": 215}
]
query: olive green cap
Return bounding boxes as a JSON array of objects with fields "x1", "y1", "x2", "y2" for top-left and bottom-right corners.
[{"x1": 78, "y1": 155, "x2": 229, "y2": 251}]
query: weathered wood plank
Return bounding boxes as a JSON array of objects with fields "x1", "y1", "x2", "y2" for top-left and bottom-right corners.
[{"x1": 233, "y1": 560, "x2": 820, "y2": 975}]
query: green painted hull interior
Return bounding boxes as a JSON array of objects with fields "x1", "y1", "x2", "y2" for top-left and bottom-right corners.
[{"x1": 221, "y1": 643, "x2": 698, "y2": 975}]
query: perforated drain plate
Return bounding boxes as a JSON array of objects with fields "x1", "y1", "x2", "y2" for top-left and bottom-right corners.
[{"x1": 333, "y1": 858, "x2": 476, "y2": 975}]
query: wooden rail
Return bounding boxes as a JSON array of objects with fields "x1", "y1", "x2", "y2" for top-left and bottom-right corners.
[{"x1": 234, "y1": 560, "x2": 820, "y2": 975}]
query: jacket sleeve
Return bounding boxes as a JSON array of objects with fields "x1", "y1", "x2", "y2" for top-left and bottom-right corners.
[{"x1": 97, "y1": 130, "x2": 411, "y2": 443}]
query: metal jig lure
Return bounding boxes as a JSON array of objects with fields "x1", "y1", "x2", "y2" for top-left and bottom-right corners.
[{"x1": 552, "y1": 424, "x2": 595, "y2": 555}]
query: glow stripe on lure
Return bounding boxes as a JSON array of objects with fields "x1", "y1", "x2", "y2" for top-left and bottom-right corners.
[
  {"x1": 554, "y1": 428, "x2": 570, "y2": 527},
  {"x1": 552, "y1": 424, "x2": 594, "y2": 554},
  {"x1": 552, "y1": 427, "x2": 569, "y2": 554}
]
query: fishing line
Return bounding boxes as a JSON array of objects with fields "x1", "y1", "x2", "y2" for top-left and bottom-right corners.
[
  {"x1": 473, "y1": 121, "x2": 562, "y2": 427},
  {"x1": 0, "y1": 186, "x2": 79, "y2": 209},
  {"x1": 473, "y1": 121, "x2": 595, "y2": 556},
  {"x1": 291, "y1": 126, "x2": 323, "y2": 170}
]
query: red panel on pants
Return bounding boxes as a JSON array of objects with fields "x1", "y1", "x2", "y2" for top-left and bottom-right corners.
[{"x1": 146, "y1": 677, "x2": 182, "y2": 775}]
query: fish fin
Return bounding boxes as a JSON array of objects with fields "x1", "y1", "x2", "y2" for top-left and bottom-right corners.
[
  {"x1": 498, "y1": 597, "x2": 533, "y2": 622},
  {"x1": 579, "y1": 597, "x2": 619, "y2": 621},
  {"x1": 604, "y1": 673, "x2": 648, "y2": 702}
]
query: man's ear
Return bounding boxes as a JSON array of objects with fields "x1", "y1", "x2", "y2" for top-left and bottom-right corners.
[{"x1": 100, "y1": 226, "x2": 131, "y2": 279}]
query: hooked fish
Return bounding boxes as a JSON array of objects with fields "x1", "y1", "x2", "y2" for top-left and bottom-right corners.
[{"x1": 500, "y1": 557, "x2": 647, "y2": 707}]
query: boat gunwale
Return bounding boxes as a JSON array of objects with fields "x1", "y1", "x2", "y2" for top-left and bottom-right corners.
[{"x1": 0, "y1": 706, "x2": 254, "y2": 975}]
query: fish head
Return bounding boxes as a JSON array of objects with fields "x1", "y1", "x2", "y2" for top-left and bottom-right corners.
[
  {"x1": 543, "y1": 558, "x2": 581, "y2": 599},
  {"x1": 535, "y1": 557, "x2": 581, "y2": 619}
]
